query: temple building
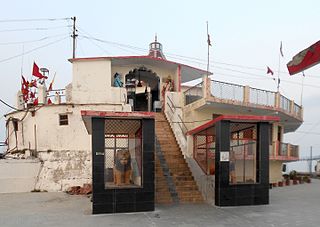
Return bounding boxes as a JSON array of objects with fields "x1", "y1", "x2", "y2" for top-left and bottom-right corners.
[{"x1": 4, "y1": 37, "x2": 302, "y2": 213}]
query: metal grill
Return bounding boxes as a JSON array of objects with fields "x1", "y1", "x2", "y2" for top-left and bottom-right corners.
[
  {"x1": 230, "y1": 122, "x2": 257, "y2": 184},
  {"x1": 184, "y1": 81, "x2": 204, "y2": 105},
  {"x1": 290, "y1": 145, "x2": 299, "y2": 158},
  {"x1": 293, "y1": 103, "x2": 302, "y2": 118},
  {"x1": 279, "y1": 142, "x2": 288, "y2": 156},
  {"x1": 280, "y1": 95, "x2": 291, "y2": 112},
  {"x1": 104, "y1": 119, "x2": 142, "y2": 188},
  {"x1": 249, "y1": 87, "x2": 275, "y2": 106},
  {"x1": 211, "y1": 80, "x2": 244, "y2": 102}
]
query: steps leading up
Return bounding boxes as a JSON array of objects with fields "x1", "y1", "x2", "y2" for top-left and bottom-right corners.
[{"x1": 155, "y1": 112, "x2": 204, "y2": 204}]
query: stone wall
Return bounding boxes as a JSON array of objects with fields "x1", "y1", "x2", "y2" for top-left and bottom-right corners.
[{"x1": 35, "y1": 150, "x2": 91, "y2": 191}]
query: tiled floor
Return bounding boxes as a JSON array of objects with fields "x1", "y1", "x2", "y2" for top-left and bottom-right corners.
[{"x1": 0, "y1": 179, "x2": 319, "y2": 227}]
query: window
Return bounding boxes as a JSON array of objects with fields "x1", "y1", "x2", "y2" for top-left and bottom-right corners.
[
  {"x1": 230, "y1": 123, "x2": 257, "y2": 184},
  {"x1": 59, "y1": 114, "x2": 68, "y2": 125},
  {"x1": 104, "y1": 119, "x2": 142, "y2": 189}
]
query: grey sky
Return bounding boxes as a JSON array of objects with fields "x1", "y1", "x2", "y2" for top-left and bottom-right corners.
[{"x1": 1, "y1": 0, "x2": 320, "y2": 157}]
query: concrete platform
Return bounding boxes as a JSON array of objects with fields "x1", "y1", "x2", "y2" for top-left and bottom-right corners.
[{"x1": 0, "y1": 179, "x2": 319, "y2": 227}]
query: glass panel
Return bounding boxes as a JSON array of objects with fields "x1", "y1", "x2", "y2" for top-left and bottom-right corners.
[
  {"x1": 104, "y1": 119, "x2": 142, "y2": 189},
  {"x1": 230, "y1": 123, "x2": 257, "y2": 184}
]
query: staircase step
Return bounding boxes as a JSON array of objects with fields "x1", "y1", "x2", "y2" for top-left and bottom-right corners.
[{"x1": 155, "y1": 112, "x2": 204, "y2": 204}]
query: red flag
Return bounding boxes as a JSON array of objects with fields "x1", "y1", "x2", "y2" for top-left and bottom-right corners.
[
  {"x1": 287, "y1": 40, "x2": 320, "y2": 75},
  {"x1": 33, "y1": 98, "x2": 38, "y2": 106},
  {"x1": 28, "y1": 80, "x2": 37, "y2": 88},
  {"x1": 48, "y1": 74, "x2": 56, "y2": 91},
  {"x1": 32, "y1": 62, "x2": 48, "y2": 79},
  {"x1": 21, "y1": 75, "x2": 28, "y2": 87},
  {"x1": 29, "y1": 91, "x2": 35, "y2": 99},
  {"x1": 267, "y1": 66, "x2": 274, "y2": 75}
]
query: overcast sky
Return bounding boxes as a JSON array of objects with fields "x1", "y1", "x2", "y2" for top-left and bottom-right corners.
[{"x1": 1, "y1": 0, "x2": 320, "y2": 158}]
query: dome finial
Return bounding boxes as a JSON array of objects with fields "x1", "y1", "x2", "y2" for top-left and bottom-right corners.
[{"x1": 155, "y1": 33, "x2": 157, "y2": 42}]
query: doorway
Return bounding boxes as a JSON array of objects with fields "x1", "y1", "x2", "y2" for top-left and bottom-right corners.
[{"x1": 125, "y1": 66, "x2": 160, "y2": 111}]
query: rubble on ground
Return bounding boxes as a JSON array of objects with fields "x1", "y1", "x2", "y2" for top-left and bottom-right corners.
[{"x1": 66, "y1": 183, "x2": 92, "y2": 195}]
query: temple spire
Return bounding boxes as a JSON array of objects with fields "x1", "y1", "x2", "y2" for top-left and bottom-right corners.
[{"x1": 148, "y1": 34, "x2": 166, "y2": 59}]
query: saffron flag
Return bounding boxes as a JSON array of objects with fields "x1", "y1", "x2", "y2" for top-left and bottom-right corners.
[
  {"x1": 287, "y1": 40, "x2": 320, "y2": 75},
  {"x1": 48, "y1": 73, "x2": 56, "y2": 91},
  {"x1": 32, "y1": 62, "x2": 48, "y2": 79},
  {"x1": 267, "y1": 66, "x2": 274, "y2": 75}
]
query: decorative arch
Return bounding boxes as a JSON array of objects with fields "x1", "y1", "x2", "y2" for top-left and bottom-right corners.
[{"x1": 125, "y1": 66, "x2": 160, "y2": 111}]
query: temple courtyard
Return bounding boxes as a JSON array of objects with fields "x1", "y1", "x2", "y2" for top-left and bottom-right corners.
[{"x1": 0, "y1": 179, "x2": 319, "y2": 227}]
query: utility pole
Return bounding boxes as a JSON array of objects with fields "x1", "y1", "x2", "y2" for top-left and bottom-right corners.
[
  {"x1": 309, "y1": 146, "x2": 313, "y2": 176},
  {"x1": 71, "y1": 16, "x2": 78, "y2": 59}
]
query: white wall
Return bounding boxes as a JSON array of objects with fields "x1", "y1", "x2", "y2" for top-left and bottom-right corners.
[
  {"x1": 6, "y1": 104, "x2": 131, "y2": 152},
  {"x1": 0, "y1": 159, "x2": 41, "y2": 193},
  {"x1": 71, "y1": 59, "x2": 127, "y2": 104}
]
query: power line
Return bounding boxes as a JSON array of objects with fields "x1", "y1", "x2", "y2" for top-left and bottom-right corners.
[
  {"x1": 0, "y1": 36, "x2": 69, "y2": 63},
  {"x1": 0, "y1": 18, "x2": 71, "y2": 23},
  {"x1": 0, "y1": 25, "x2": 71, "y2": 33},
  {"x1": 0, "y1": 98, "x2": 20, "y2": 111},
  {"x1": 0, "y1": 33, "x2": 69, "y2": 45}
]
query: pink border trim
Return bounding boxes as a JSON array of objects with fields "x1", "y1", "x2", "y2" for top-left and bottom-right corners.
[
  {"x1": 81, "y1": 110, "x2": 155, "y2": 118},
  {"x1": 69, "y1": 55, "x2": 212, "y2": 75},
  {"x1": 187, "y1": 115, "x2": 280, "y2": 135}
]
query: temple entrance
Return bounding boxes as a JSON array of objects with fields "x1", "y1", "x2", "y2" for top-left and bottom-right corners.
[{"x1": 125, "y1": 66, "x2": 160, "y2": 112}]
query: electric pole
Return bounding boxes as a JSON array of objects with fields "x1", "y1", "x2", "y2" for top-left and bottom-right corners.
[
  {"x1": 71, "y1": 16, "x2": 78, "y2": 59},
  {"x1": 309, "y1": 146, "x2": 313, "y2": 176}
]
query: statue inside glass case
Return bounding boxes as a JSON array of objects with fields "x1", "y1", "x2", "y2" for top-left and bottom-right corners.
[{"x1": 114, "y1": 149, "x2": 132, "y2": 185}]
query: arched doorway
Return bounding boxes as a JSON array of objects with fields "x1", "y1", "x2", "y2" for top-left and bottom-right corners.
[{"x1": 125, "y1": 66, "x2": 160, "y2": 112}]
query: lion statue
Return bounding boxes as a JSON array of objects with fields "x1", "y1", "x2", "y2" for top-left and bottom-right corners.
[{"x1": 114, "y1": 149, "x2": 132, "y2": 186}]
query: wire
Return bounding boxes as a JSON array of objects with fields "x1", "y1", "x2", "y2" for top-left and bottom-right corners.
[
  {"x1": 0, "y1": 25, "x2": 71, "y2": 33},
  {"x1": 0, "y1": 36, "x2": 69, "y2": 63},
  {"x1": 0, "y1": 98, "x2": 20, "y2": 111},
  {"x1": 0, "y1": 18, "x2": 71, "y2": 23},
  {"x1": 0, "y1": 33, "x2": 68, "y2": 45}
]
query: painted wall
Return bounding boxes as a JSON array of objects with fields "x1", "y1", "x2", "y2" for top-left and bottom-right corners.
[
  {"x1": 71, "y1": 59, "x2": 127, "y2": 104},
  {"x1": 6, "y1": 104, "x2": 130, "y2": 152},
  {"x1": 0, "y1": 159, "x2": 41, "y2": 193},
  {"x1": 270, "y1": 160, "x2": 283, "y2": 183}
]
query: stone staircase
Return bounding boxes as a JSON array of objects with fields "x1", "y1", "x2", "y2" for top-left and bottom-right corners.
[{"x1": 155, "y1": 112, "x2": 203, "y2": 204}]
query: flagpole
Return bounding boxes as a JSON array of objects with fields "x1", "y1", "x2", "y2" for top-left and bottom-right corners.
[
  {"x1": 300, "y1": 71, "x2": 305, "y2": 106},
  {"x1": 206, "y1": 21, "x2": 210, "y2": 78},
  {"x1": 277, "y1": 49, "x2": 281, "y2": 92}
]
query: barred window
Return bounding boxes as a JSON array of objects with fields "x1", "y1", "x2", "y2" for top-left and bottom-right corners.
[
  {"x1": 59, "y1": 114, "x2": 68, "y2": 126},
  {"x1": 104, "y1": 119, "x2": 142, "y2": 189}
]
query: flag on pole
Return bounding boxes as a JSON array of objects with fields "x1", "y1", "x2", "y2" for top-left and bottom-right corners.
[
  {"x1": 280, "y1": 41, "x2": 284, "y2": 57},
  {"x1": 267, "y1": 66, "x2": 274, "y2": 75},
  {"x1": 287, "y1": 40, "x2": 320, "y2": 75},
  {"x1": 207, "y1": 34, "x2": 212, "y2": 46},
  {"x1": 32, "y1": 62, "x2": 48, "y2": 79},
  {"x1": 48, "y1": 73, "x2": 56, "y2": 91}
]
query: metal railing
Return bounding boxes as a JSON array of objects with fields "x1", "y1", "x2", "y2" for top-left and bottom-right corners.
[
  {"x1": 47, "y1": 89, "x2": 66, "y2": 103},
  {"x1": 249, "y1": 87, "x2": 275, "y2": 107},
  {"x1": 289, "y1": 144, "x2": 299, "y2": 158},
  {"x1": 166, "y1": 95, "x2": 188, "y2": 138},
  {"x1": 293, "y1": 103, "x2": 302, "y2": 117},
  {"x1": 279, "y1": 142, "x2": 288, "y2": 156},
  {"x1": 184, "y1": 81, "x2": 203, "y2": 105},
  {"x1": 211, "y1": 80, "x2": 244, "y2": 102},
  {"x1": 280, "y1": 95, "x2": 291, "y2": 112}
]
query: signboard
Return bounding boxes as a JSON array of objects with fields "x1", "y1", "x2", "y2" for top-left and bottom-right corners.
[{"x1": 220, "y1": 151, "x2": 229, "y2": 162}]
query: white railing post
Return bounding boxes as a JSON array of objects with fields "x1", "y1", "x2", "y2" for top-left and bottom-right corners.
[{"x1": 244, "y1": 86, "x2": 250, "y2": 103}]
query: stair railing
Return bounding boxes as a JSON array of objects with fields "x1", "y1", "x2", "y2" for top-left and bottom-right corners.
[{"x1": 166, "y1": 95, "x2": 188, "y2": 139}]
